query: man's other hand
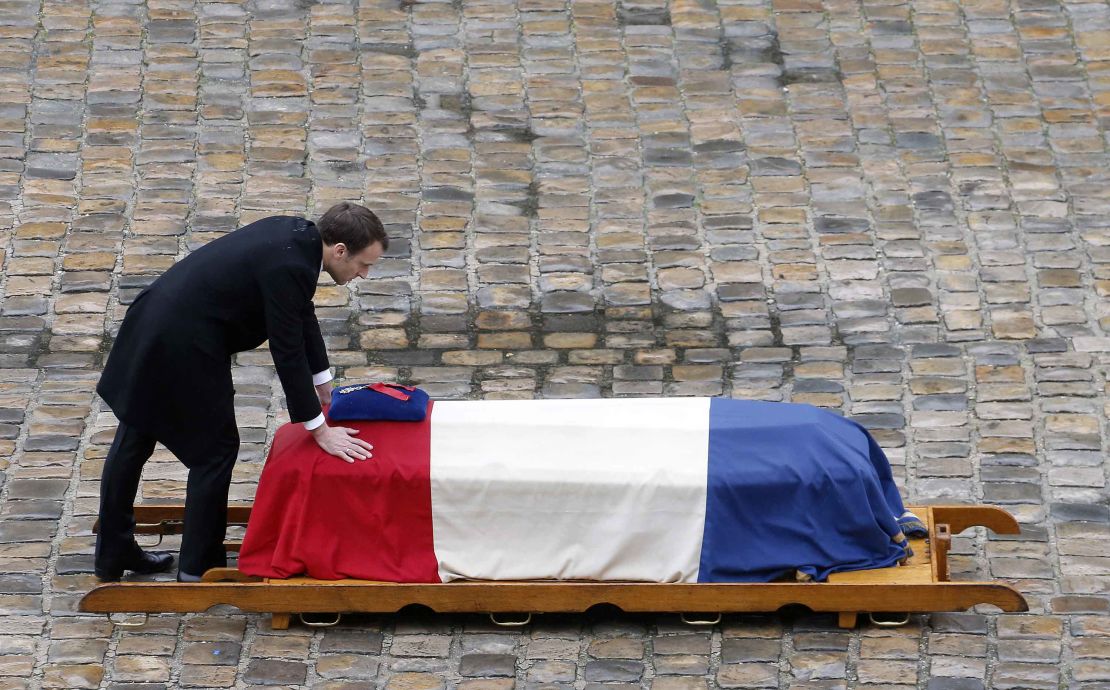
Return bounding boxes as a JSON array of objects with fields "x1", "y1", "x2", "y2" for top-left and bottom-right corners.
[
  {"x1": 311, "y1": 424, "x2": 373, "y2": 463},
  {"x1": 316, "y1": 382, "x2": 333, "y2": 408}
]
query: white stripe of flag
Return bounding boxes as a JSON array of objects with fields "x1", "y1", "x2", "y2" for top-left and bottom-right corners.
[{"x1": 429, "y1": 398, "x2": 712, "y2": 582}]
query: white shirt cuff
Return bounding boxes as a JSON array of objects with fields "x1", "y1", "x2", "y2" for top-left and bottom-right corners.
[
  {"x1": 303, "y1": 413, "x2": 325, "y2": 431},
  {"x1": 312, "y1": 369, "x2": 333, "y2": 386}
]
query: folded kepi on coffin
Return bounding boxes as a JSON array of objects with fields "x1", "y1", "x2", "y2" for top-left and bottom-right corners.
[{"x1": 239, "y1": 398, "x2": 922, "y2": 583}]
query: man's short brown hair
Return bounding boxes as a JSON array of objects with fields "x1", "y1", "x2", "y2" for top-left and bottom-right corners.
[{"x1": 317, "y1": 202, "x2": 388, "y2": 253}]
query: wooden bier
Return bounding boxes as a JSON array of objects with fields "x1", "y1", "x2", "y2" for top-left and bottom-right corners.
[{"x1": 81, "y1": 504, "x2": 1028, "y2": 629}]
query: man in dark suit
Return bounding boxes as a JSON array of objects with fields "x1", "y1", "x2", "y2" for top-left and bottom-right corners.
[{"x1": 95, "y1": 202, "x2": 385, "y2": 581}]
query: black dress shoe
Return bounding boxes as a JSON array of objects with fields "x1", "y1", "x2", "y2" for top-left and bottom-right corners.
[{"x1": 95, "y1": 550, "x2": 175, "y2": 582}]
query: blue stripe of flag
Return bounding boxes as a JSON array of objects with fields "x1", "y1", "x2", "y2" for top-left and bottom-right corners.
[{"x1": 698, "y1": 398, "x2": 909, "y2": 582}]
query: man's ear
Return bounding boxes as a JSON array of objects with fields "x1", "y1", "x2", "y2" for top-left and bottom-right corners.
[{"x1": 333, "y1": 242, "x2": 348, "y2": 258}]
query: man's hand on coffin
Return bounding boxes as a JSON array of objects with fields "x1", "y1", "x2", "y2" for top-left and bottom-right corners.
[
  {"x1": 315, "y1": 382, "x2": 333, "y2": 407},
  {"x1": 310, "y1": 423, "x2": 374, "y2": 463}
]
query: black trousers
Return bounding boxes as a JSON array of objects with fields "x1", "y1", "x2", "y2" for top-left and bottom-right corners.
[{"x1": 95, "y1": 420, "x2": 239, "y2": 576}]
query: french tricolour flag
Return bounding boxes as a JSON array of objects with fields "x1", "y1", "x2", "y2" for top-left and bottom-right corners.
[{"x1": 240, "y1": 398, "x2": 912, "y2": 583}]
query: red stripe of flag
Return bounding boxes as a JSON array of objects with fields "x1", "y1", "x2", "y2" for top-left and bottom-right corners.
[{"x1": 239, "y1": 402, "x2": 440, "y2": 581}]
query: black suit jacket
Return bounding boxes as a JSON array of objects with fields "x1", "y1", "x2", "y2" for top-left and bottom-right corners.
[{"x1": 98, "y1": 216, "x2": 328, "y2": 463}]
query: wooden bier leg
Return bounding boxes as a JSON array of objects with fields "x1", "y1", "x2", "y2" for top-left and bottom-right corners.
[
  {"x1": 838, "y1": 612, "x2": 858, "y2": 629},
  {"x1": 270, "y1": 613, "x2": 292, "y2": 630},
  {"x1": 933, "y1": 524, "x2": 951, "y2": 583}
]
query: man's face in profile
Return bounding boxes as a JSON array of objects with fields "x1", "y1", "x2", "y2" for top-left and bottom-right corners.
[{"x1": 325, "y1": 241, "x2": 384, "y2": 285}]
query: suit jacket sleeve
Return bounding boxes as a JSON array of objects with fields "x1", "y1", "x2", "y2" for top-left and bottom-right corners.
[
  {"x1": 260, "y1": 264, "x2": 321, "y2": 424},
  {"x1": 303, "y1": 302, "x2": 329, "y2": 376}
]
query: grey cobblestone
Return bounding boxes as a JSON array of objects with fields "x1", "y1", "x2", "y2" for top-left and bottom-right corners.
[{"x1": 0, "y1": 0, "x2": 1105, "y2": 687}]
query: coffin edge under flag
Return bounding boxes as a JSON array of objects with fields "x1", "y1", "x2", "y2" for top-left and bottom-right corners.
[{"x1": 238, "y1": 397, "x2": 918, "y2": 583}]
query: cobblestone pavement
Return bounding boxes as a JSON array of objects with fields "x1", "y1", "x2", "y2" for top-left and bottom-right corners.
[{"x1": 0, "y1": 0, "x2": 1107, "y2": 687}]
